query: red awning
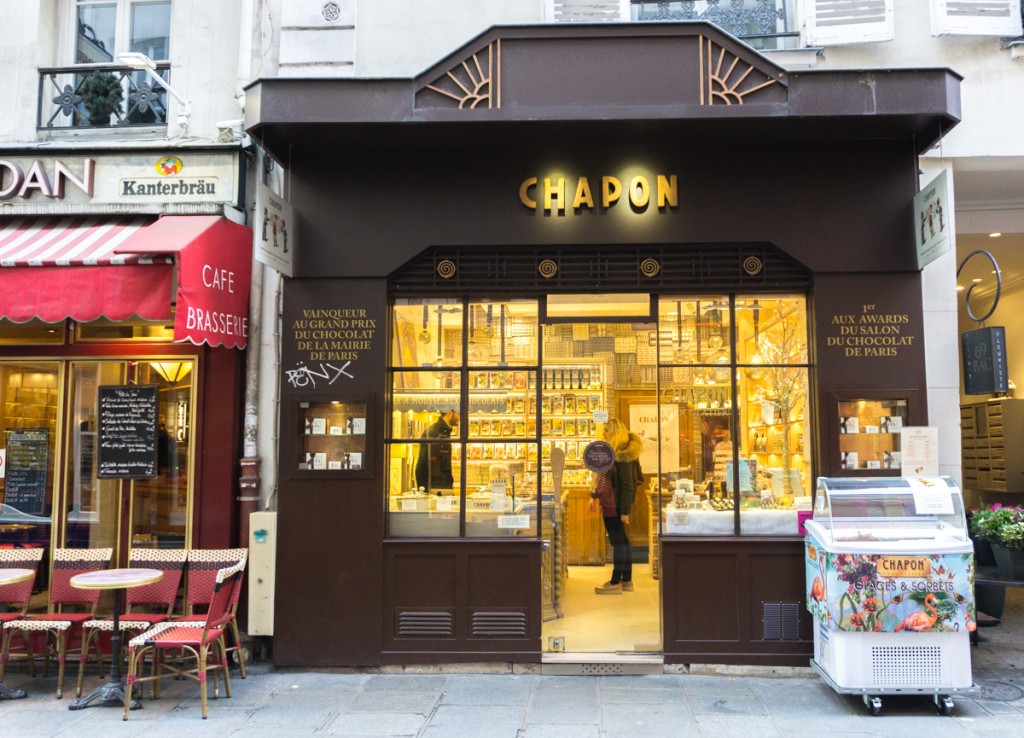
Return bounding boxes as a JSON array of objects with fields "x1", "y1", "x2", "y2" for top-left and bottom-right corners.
[
  {"x1": 116, "y1": 215, "x2": 252, "y2": 349},
  {"x1": 0, "y1": 215, "x2": 252, "y2": 349},
  {"x1": 0, "y1": 216, "x2": 173, "y2": 323}
]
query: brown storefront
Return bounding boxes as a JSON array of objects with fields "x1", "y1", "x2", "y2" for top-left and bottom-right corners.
[{"x1": 245, "y1": 23, "x2": 961, "y2": 667}]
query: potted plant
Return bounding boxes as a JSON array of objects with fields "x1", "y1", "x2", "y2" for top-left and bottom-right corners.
[
  {"x1": 969, "y1": 505, "x2": 1008, "y2": 619},
  {"x1": 973, "y1": 504, "x2": 1024, "y2": 580},
  {"x1": 79, "y1": 71, "x2": 123, "y2": 125}
]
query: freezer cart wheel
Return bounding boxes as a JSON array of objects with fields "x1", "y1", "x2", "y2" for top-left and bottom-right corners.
[
  {"x1": 936, "y1": 695, "x2": 954, "y2": 716},
  {"x1": 863, "y1": 695, "x2": 883, "y2": 715}
]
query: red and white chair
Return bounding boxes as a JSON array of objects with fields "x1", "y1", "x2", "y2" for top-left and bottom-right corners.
[
  {"x1": 0, "y1": 547, "x2": 112, "y2": 697},
  {"x1": 174, "y1": 548, "x2": 248, "y2": 678},
  {"x1": 124, "y1": 561, "x2": 244, "y2": 719}
]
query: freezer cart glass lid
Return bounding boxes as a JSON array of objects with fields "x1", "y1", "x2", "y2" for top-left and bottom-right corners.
[{"x1": 811, "y1": 476, "x2": 967, "y2": 543}]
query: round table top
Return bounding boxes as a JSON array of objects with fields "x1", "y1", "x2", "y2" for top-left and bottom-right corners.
[
  {"x1": 0, "y1": 568, "x2": 34, "y2": 586},
  {"x1": 71, "y1": 568, "x2": 163, "y2": 590}
]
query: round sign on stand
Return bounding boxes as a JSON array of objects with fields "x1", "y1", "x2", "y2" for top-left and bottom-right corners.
[{"x1": 582, "y1": 441, "x2": 615, "y2": 473}]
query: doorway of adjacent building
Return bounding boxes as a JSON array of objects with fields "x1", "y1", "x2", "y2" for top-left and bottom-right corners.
[{"x1": 539, "y1": 317, "x2": 662, "y2": 658}]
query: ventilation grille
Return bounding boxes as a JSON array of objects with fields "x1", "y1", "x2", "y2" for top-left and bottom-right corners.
[
  {"x1": 396, "y1": 610, "x2": 454, "y2": 638},
  {"x1": 390, "y1": 244, "x2": 810, "y2": 294},
  {"x1": 763, "y1": 601, "x2": 801, "y2": 641},
  {"x1": 871, "y1": 645, "x2": 944, "y2": 686},
  {"x1": 471, "y1": 610, "x2": 528, "y2": 638}
]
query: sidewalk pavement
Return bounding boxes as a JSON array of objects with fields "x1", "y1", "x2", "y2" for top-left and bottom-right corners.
[{"x1": 4, "y1": 588, "x2": 1024, "y2": 737}]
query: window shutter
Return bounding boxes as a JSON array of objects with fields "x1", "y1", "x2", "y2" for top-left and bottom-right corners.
[
  {"x1": 930, "y1": 0, "x2": 1023, "y2": 36},
  {"x1": 803, "y1": 0, "x2": 895, "y2": 45},
  {"x1": 546, "y1": 0, "x2": 628, "y2": 23}
]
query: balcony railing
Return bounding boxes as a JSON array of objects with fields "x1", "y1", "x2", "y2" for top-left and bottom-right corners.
[
  {"x1": 631, "y1": 0, "x2": 798, "y2": 50},
  {"x1": 38, "y1": 62, "x2": 172, "y2": 130}
]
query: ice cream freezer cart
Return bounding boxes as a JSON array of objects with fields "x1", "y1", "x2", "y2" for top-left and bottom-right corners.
[{"x1": 805, "y1": 477, "x2": 979, "y2": 716}]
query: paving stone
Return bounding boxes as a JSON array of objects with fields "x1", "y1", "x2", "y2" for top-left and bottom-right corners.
[
  {"x1": 418, "y1": 704, "x2": 524, "y2": 738},
  {"x1": 440, "y1": 674, "x2": 533, "y2": 705}
]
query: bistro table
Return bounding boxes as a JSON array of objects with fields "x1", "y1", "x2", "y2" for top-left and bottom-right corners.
[
  {"x1": 0, "y1": 568, "x2": 35, "y2": 700},
  {"x1": 68, "y1": 568, "x2": 162, "y2": 711}
]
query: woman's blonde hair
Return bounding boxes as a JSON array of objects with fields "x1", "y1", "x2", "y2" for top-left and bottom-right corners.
[{"x1": 603, "y1": 418, "x2": 630, "y2": 451}]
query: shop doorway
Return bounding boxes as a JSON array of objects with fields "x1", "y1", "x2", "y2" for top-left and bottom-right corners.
[{"x1": 539, "y1": 318, "x2": 662, "y2": 658}]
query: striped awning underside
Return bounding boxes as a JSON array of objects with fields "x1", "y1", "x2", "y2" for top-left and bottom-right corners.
[{"x1": 0, "y1": 216, "x2": 172, "y2": 267}]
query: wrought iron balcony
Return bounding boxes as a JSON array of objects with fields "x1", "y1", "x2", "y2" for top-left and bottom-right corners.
[
  {"x1": 631, "y1": 0, "x2": 799, "y2": 50},
  {"x1": 38, "y1": 62, "x2": 172, "y2": 130}
]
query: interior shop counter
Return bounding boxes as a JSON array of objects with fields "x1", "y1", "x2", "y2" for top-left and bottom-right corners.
[{"x1": 662, "y1": 506, "x2": 805, "y2": 536}]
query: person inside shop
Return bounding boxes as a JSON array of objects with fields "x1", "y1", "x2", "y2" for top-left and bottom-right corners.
[
  {"x1": 590, "y1": 418, "x2": 643, "y2": 595},
  {"x1": 415, "y1": 409, "x2": 460, "y2": 495}
]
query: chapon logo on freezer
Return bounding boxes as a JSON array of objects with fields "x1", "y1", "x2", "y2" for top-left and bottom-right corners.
[{"x1": 156, "y1": 157, "x2": 183, "y2": 176}]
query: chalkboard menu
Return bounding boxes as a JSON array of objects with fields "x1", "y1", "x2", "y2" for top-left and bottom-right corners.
[
  {"x1": 4, "y1": 428, "x2": 49, "y2": 514},
  {"x1": 98, "y1": 384, "x2": 158, "y2": 479}
]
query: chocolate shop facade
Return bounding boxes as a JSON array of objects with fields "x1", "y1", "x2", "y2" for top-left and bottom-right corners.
[{"x1": 245, "y1": 24, "x2": 962, "y2": 668}]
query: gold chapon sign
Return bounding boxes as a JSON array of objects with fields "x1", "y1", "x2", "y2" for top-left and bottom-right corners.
[
  {"x1": 876, "y1": 556, "x2": 932, "y2": 578},
  {"x1": 519, "y1": 174, "x2": 678, "y2": 214}
]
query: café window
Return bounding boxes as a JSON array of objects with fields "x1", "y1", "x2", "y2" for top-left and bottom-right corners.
[
  {"x1": 76, "y1": 314, "x2": 176, "y2": 342},
  {"x1": 0, "y1": 319, "x2": 67, "y2": 345}
]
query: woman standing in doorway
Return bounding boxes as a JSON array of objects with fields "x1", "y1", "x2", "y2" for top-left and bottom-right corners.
[{"x1": 591, "y1": 418, "x2": 643, "y2": 595}]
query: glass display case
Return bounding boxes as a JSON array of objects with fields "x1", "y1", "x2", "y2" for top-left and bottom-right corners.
[
  {"x1": 290, "y1": 396, "x2": 371, "y2": 478},
  {"x1": 810, "y1": 476, "x2": 968, "y2": 548}
]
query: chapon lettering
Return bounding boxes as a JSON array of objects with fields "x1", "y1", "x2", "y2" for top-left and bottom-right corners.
[
  {"x1": 876, "y1": 557, "x2": 932, "y2": 578},
  {"x1": 519, "y1": 174, "x2": 678, "y2": 214},
  {"x1": 0, "y1": 158, "x2": 95, "y2": 200}
]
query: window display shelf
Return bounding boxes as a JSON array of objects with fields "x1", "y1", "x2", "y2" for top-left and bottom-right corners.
[
  {"x1": 288, "y1": 395, "x2": 372, "y2": 479},
  {"x1": 828, "y1": 392, "x2": 912, "y2": 475}
]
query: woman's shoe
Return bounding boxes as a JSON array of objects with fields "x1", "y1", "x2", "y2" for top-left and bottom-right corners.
[
  {"x1": 595, "y1": 581, "x2": 622, "y2": 594},
  {"x1": 621, "y1": 581, "x2": 634, "y2": 591}
]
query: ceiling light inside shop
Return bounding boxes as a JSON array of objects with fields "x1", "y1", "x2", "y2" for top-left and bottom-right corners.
[{"x1": 989, "y1": 232, "x2": 1002, "y2": 238}]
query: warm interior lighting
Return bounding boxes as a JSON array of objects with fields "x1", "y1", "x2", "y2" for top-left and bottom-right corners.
[
  {"x1": 150, "y1": 361, "x2": 192, "y2": 384},
  {"x1": 989, "y1": 232, "x2": 1002, "y2": 238},
  {"x1": 546, "y1": 293, "x2": 651, "y2": 319}
]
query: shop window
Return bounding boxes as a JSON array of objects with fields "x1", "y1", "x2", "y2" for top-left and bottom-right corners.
[
  {"x1": 387, "y1": 299, "x2": 540, "y2": 538},
  {"x1": 76, "y1": 314, "x2": 176, "y2": 342},
  {"x1": 0, "y1": 319, "x2": 67, "y2": 345},
  {"x1": 658, "y1": 295, "x2": 812, "y2": 537}
]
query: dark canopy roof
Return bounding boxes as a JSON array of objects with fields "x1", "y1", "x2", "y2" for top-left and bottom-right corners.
[{"x1": 245, "y1": 22, "x2": 961, "y2": 158}]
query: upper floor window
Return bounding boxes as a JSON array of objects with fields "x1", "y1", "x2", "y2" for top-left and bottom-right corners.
[
  {"x1": 631, "y1": 1, "x2": 798, "y2": 49},
  {"x1": 39, "y1": 1, "x2": 172, "y2": 129},
  {"x1": 75, "y1": 0, "x2": 170, "y2": 64}
]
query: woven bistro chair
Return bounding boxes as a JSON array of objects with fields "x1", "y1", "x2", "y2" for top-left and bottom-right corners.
[
  {"x1": 124, "y1": 561, "x2": 244, "y2": 719},
  {"x1": 75, "y1": 547, "x2": 188, "y2": 698},
  {"x1": 173, "y1": 548, "x2": 248, "y2": 677},
  {"x1": 0, "y1": 547, "x2": 112, "y2": 697},
  {"x1": 0, "y1": 548, "x2": 45, "y2": 677}
]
